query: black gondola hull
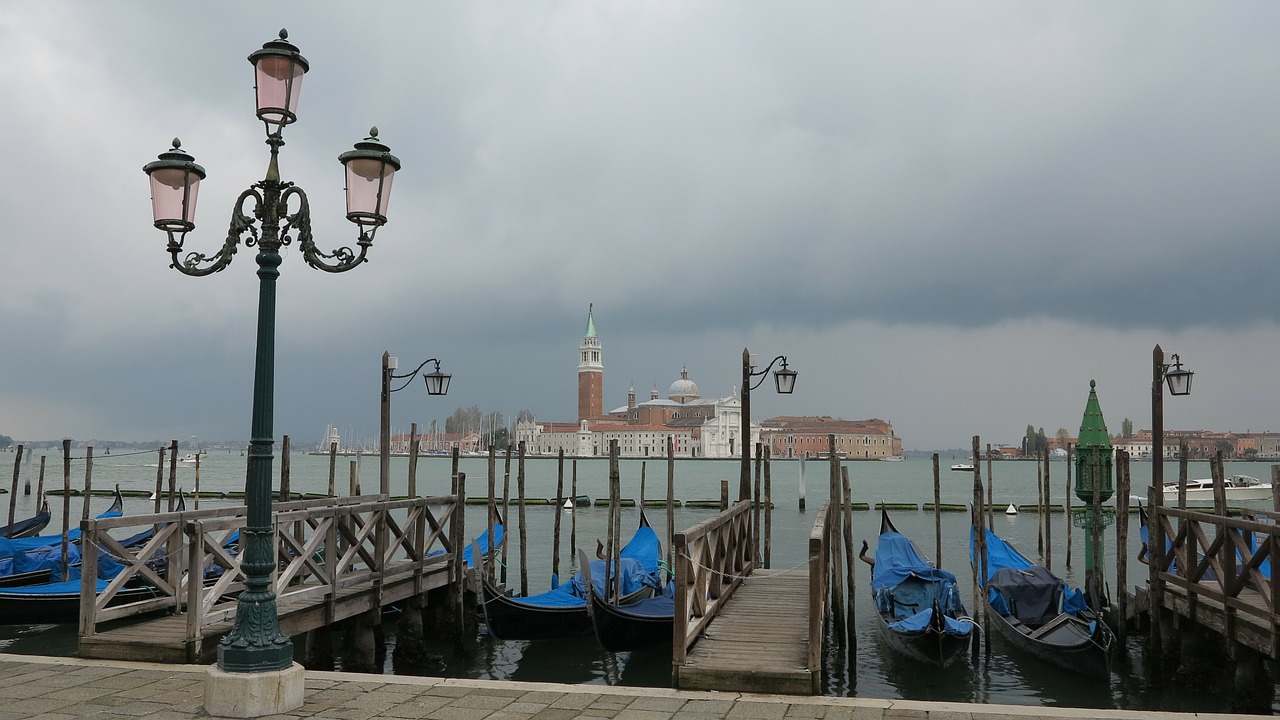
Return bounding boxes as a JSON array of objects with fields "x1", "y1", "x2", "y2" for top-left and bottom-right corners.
[
  {"x1": 0, "y1": 584, "x2": 160, "y2": 625},
  {"x1": 587, "y1": 590, "x2": 672, "y2": 652},
  {"x1": 480, "y1": 579, "x2": 594, "y2": 640},
  {"x1": 982, "y1": 596, "x2": 1111, "y2": 679},
  {"x1": 873, "y1": 612, "x2": 970, "y2": 668}
]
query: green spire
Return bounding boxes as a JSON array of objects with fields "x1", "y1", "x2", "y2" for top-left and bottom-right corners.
[
  {"x1": 585, "y1": 303, "x2": 597, "y2": 338},
  {"x1": 1077, "y1": 379, "x2": 1112, "y2": 450}
]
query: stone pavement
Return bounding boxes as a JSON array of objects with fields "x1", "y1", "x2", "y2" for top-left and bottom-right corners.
[{"x1": 0, "y1": 654, "x2": 1249, "y2": 720}]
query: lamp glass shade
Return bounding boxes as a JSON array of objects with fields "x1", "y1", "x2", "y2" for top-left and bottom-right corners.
[
  {"x1": 148, "y1": 167, "x2": 201, "y2": 232},
  {"x1": 773, "y1": 367, "x2": 797, "y2": 394},
  {"x1": 254, "y1": 55, "x2": 305, "y2": 126},
  {"x1": 343, "y1": 157, "x2": 396, "y2": 225},
  {"x1": 1165, "y1": 367, "x2": 1193, "y2": 396},
  {"x1": 423, "y1": 370, "x2": 451, "y2": 396}
]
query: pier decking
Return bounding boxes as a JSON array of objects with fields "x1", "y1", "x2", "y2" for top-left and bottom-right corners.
[
  {"x1": 75, "y1": 493, "x2": 466, "y2": 664},
  {"x1": 676, "y1": 568, "x2": 814, "y2": 694}
]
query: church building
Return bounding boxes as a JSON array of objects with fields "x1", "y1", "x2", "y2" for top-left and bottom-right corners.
[{"x1": 514, "y1": 306, "x2": 900, "y2": 459}]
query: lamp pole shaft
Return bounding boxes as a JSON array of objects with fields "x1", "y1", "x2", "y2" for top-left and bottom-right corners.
[
  {"x1": 218, "y1": 165, "x2": 292, "y2": 671},
  {"x1": 381, "y1": 351, "x2": 391, "y2": 497},
  {"x1": 1152, "y1": 344, "x2": 1164, "y2": 491},
  {"x1": 739, "y1": 348, "x2": 751, "y2": 502}
]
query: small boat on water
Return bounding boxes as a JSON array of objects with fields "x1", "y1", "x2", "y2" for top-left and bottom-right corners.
[
  {"x1": 862, "y1": 509, "x2": 974, "y2": 667},
  {"x1": 578, "y1": 547, "x2": 673, "y2": 652},
  {"x1": 478, "y1": 512, "x2": 663, "y2": 641},
  {"x1": 971, "y1": 525, "x2": 1113, "y2": 679},
  {"x1": 6, "y1": 487, "x2": 124, "y2": 552},
  {"x1": 1128, "y1": 475, "x2": 1273, "y2": 507},
  {"x1": 950, "y1": 464, "x2": 974, "y2": 472},
  {"x1": 0, "y1": 501, "x2": 51, "y2": 540}
]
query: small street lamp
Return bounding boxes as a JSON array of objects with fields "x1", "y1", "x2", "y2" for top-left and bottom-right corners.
[
  {"x1": 739, "y1": 348, "x2": 797, "y2": 501},
  {"x1": 379, "y1": 353, "x2": 451, "y2": 497},
  {"x1": 1151, "y1": 345, "x2": 1194, "y2": 491},
  {"x1": 143, "y1": 28, "x2": 402, "y2": 712}
]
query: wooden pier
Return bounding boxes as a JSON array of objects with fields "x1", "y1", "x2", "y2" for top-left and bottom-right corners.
[
  {"x1": 75, "y1": 492, "x2": 466, "y2": 664},
  {"x1": 672, "y1": 499, "x2": 833, "y2": 694}
]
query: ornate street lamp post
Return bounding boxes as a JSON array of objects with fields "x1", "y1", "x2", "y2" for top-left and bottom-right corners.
[
  {"x1": 1151, "y1": 345, "x2": 1193, "y2": 490},
  {"x1": 143, "y1": 29, "x2": 402, "y2": 685},
  {"x1": 738, "y1": 349, "x2": 797, "y2": 501},
  {"x1": 379, "y1": 353, "x2": 451, "y2": 498}
]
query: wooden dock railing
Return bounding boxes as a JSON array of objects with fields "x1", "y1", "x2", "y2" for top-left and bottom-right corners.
[
  {"x1": 808, "y1": 500, "x2": 834, "y2": 673},
  {"x1": 1148, "y1": 490, "x2": 1280, "y2": 658},
  {"x1": 672, "y1": 499, "x2": 754, "y2": 666},
  {"x1": 78, "y1": 493, "x2": 462, "y2": 646}
]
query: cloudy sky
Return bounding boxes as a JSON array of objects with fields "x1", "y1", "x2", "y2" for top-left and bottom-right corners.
[{"x1": 2, "y1": 2, "x2": 1278, "y2": 451}]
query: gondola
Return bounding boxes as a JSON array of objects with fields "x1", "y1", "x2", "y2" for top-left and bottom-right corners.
[
  {"x1": 0, "y1": 574, "x2": 162, "y2": 625},
  {"x1": 971, "y1": 525, "x2": 1113, "y2": 679},
  {"x1": 5, "y1": 486, "x2": 125, "y2": 552},
  {"x1": 0, "y1": 500, "x2": 51, "y2": 540},
  {"x1": 862, "y1": 509, "x2": 973, "y2": 667},
  {"x1": 478, "y1": 512, "x2": 663, "y2": 641},
  {"x1": 578, "y1": 547, "x2": 673, "y2": 652}
]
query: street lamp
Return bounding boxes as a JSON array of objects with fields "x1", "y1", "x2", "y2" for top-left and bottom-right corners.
[
  {"x1": 1151, "y1": 345, "x2": 1194, "y2": 491},
  {"x1": 144, "y1": 29, "x2": 402, "y2": 682},
  {"x1": 739, "y1": 348, "x2": 797, "y2": 501},
  {"x1": 380, "y1": 353, "x2": 451, "y2": 497}
]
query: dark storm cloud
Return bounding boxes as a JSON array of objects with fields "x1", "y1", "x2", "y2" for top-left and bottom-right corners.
[{"x1": 2, "y1": 2, "x2": 1279, "y2": 449}]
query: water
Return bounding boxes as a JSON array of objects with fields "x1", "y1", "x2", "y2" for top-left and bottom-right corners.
[{"x1": 0, "y1": 448, "x2": 1276, "y2": 712}]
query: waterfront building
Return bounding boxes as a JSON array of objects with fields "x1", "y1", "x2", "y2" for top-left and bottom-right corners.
[{"x1": 514, "y1": 306, "x2": 895, "y2": 459}]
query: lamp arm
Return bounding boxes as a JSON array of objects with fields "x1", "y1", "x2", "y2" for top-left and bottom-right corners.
[
  {"x1": 747, "y1": 355, "x2": 788, "y2": 392},
  {"x1": 287, "y1": 186, "x2": 372, "y2": 273},
  {"x1": 167, "y1": 187, "x2": 260, "y2": 277},
  {"x1": 390, "y1": 358, "x2": 442, "y2": 393}
]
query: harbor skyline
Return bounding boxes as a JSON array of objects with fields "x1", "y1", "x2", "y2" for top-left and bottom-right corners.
[{"x1": 3, "y1": 4, "x2": 1280, "y2": 451}]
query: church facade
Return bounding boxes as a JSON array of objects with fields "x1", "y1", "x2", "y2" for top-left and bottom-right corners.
[{"x1": 514, "y1": 306, "x2": 899, "y2": 459}]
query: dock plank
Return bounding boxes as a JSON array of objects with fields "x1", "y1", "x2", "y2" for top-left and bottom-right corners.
[{"x1": 676, "y1": 570, "x2": 816, "y2": 695}]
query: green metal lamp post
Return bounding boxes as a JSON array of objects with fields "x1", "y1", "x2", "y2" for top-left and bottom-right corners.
[
  {"x1": 738, "y1": 349, "x2": 797, "y2": 501},
  {"x1": 379, "y1": 353, "x2": 451, "y2": 498},
  {"x1": 144, "y1": 29, "x2": 402, "y2": 675},
  {"x1": 1073, "y1": 380, "x2": 1115, "y2": 610}
]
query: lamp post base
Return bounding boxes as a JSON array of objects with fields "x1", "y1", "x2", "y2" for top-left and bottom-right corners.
[{"x1": 204, "y1": 662, "x2": 305, "y2": 718}]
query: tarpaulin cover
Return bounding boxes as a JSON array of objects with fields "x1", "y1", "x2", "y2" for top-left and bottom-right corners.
[
  {"x1": 872, "y1": 530, "x2": 971, "y2": 636},
  {"x1": 971, "y1": 526, "x2": 1086, "y2": 625}
]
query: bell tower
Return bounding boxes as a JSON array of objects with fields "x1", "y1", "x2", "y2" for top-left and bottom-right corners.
[{"x1": 578, "y1": 304, "x2": 603, "y2": 422}]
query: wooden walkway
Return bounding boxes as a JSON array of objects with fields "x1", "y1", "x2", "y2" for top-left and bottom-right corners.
[
  {"x1": 74, "y1": 493, "x2": 467, "y2": 664},
  {"x1": 676, "y1": 569, "x2": 814, "y2": 694},
  {"x1": 672, "y1": 499, "x2": 832, "y2": 695}
]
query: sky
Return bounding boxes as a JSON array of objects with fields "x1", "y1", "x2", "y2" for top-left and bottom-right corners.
[{"x1": 2, "y1": 2, "x2": 1278, "y2": 452}]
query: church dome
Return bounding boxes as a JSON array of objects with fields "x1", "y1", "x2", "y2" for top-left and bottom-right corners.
[{"x1": 667, "y1": 367, "x2": 700, "y2": 402}]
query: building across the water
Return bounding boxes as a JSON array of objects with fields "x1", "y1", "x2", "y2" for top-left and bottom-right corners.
[{"x1": 515, "y1": 306, "x2": 900, "y2": 459}]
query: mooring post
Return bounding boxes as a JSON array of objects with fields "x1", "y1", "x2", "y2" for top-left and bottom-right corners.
[
  {"x1": 501, "y1": 445, "x2": 512, "y2": 587},
  {"x1": 553, "y1": 448, "x2": 564, "y2": 581},
  {"x1": 933, "y1": 453, "x2": 941, "y2": 564},
  {"x1": 153, "y1": 447, "x2": 164, "y2": 514},
  {"x1": 36, "y1": 456, "x2": 45, "y2": 508},
  {"x1": 517, "y1": 441, "x2": 528, "y2": 598},
  {"x1": 1043, "y1": 447, "x2": 1052, "y2": 571},
  {"x1": 327, "y1": 441, "x2": 337, "y2": 497},
  {"x1": 972, "y1": 435, "x2": 987, "y2": 659},
  {"x1": 1037, "y1": 452, "x2": 1045, "y2": 556},
  {"x1": 571, "y1": 459, "x2": 579, "y2": 573},
  {"x1": 80, "y1": 446, "x2": 93, "y2": 524},
  {"x1": 488, "y1": 444, "x2": 497, "y2": 585},
  {"x1": 1116, "y1": 450, "x2": 1130, "y2": 643},
  {"x1": 841, "y1": 466, "x2": 855, "y2": 642},
  {"x1": 60, "y1": 439, "x2": 71, "y2": 582},
  {"x1": 720, "y1": 480, "x2": 728, "y2": 511},
  {"x1": 798, "y1": 455, "x2": 806, "y2": 511},
  {"x1": 453, "y1": 472, "x2": 466, "y2": 653},
  {"x1": 167, "y1": 439, "x2": 177, "y2": 512},
  {"x1": 279, "y1": 435, "x2": 291, "y2": 502},
  {"x1": 667, "y1": 436, "x2": 675, "y2": 578},
  {"x1": 985, "y1": 442, "x2": 994, "y2": 530},
  {"x1": 828, "y1": 435, "x2": 845, "y2": 626},
  {"x1": 754, "y1": 442, "x2": 762, "y2": 566},
  {"x1": 764, "y1": 446, "x2": 773, "y2": 569},
  {"x1": 1065, "y1": 444, "x2": 1073, "y2": 568},
  {"x1": 407, "y1": 423, "x2": 419, "y2": 498},
  {"x1": 7, "y1": 444, "x2": 21, "y2": 529}
]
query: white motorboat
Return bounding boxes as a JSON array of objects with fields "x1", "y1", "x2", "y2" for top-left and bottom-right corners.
[
  {"x1": 950, "y1": 463, "x2": 974, "y2": 472},
  {"x1": 1129, "y1": 474, "x2": 1273, "y2": 506}
]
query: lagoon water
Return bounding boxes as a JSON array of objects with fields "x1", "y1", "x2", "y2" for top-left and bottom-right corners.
[{"x1": 0, "y1": 448, "x2": 1275, "y2": 713}]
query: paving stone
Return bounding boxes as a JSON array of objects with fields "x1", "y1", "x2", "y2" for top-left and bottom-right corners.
[
  {"x1": 614, "y1": 708, "x2": 677, "y2": 720},
  {"x1": 548, "y1": 693, "x2": 600, "y2": 710},
  {"x1": 625, "y1": 696, "x2": 687, "y2": 713},
  {"x1": 449, "y1": 692, "x2": 523, "y2": 710},
  {"x1": 728, "y1": 701, "x2": 790, "y2": 720},
  {"x1": 681, "y1": 699, "x2": 735, "y2": 715}
]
